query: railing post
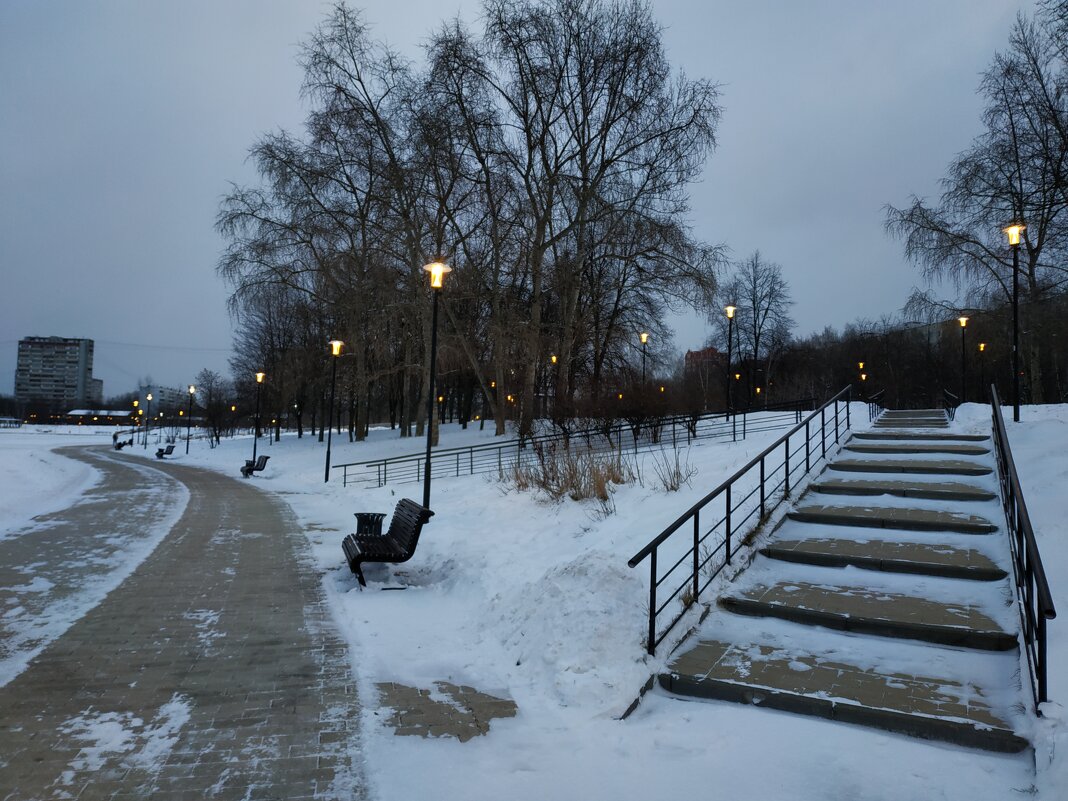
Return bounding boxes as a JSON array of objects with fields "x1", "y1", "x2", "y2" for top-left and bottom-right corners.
[
  {"x1": 821, "y1": 408, "x2": 826, "y2": 460},
  {"x1": 805, "y1": 420, "x2": 810, "y2": 472},
  {"x1": 648, "y1": 549, "x2": 658, "y2": 656},
  {"x1": 759, "y1": 456, "x2": 766, "y2": 520},
  {"x1": 1039, "y1": 616, "x2": 1048, "y2": 703},
  {"x1": 784, "y1": 436, "x2": 791, "y2": 497},
  {"x1": 725, "y1": 484, "x2": 732, "y2": 564},
  {"x1": 470, "y1": 449, "x2": 474, "y2": 475},
  {"x1": 456, "y1": 452, "x2": 460, "y2": 477},
  {"x1": 743, "y1": 411, "x2": 747, "y2": 439},
  {"x1": 834, "y1": 401, "x2": 840, "y2": 444},
  {"x1": 846, "y1": 394, "x2": 851, "y2": 429},
  {"x1": 693, "y1": 511, "x2": 700, "y2": 602}
]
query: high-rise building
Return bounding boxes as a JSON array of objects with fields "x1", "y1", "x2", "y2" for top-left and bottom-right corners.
[{"x1": 14, "y1": 336, "x2": 103, "y2": 407}]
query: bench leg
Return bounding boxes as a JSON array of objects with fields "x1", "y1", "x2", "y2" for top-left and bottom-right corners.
[{"x1": 352, "y1": 561, "x2": 367, "y2": 588}]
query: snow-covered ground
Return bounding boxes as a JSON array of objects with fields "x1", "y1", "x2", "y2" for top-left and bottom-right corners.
[{"x1": 1, "y1": 404, "x2": 1064, "y2": 799}]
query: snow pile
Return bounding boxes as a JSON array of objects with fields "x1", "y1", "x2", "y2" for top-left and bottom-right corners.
[{"x1": 483, "y1": 549, "x2": 647, "y2": 711}]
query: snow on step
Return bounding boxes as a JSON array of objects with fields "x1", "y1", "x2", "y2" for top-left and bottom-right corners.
[
  {"x1": 830, "y1": 458, "x2": 992, "y2": 476},
  {"x1": 662, "y1": 636, "x2": 1027, "y2": 753},
  {"x1": 719, "y1": 578, "x2": 1017, "y2": 651},
  {"x1": 787, "y1": 504, "x2": 997, "y2": 534},
  {"x1": 760, "y1": 537, "x2": 1007, "y2": 581},
  {"x1": 853, "y1": 432, "x2": 990, "y2": 442},
  {"x1": 811, "y1": 478, "x2": 996, "y2": 502},
  {"x1": 845, "y1": 442, "x2": 990, "y2": 456}
]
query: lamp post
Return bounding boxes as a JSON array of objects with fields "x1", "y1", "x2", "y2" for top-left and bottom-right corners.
[
  {"x1": 423, "y1": 261, "x2": 452, "y2": 509},
  {"x1": 252, "y1": 372, "x2": 265, "y2": 466},
  {"x1": 958, "y1": 316, "x2": 969, "y2": 403},
  {"x1": 724, "y1": 305, "x2": 736, "y2": 414},
  {"x1": 143, "y1": 392, "x2": 152, "y2": 449},
  {"x1": 186, "y1": 385, "x2": 195, "y2": 454},
  {"x1": 1004, "y1": 223, "x2": 1025, "y2": 421},
  {"x1": 325, "y1": 340, "x2": 343, "y2": 483},
  {"x1": 639, "y1": 332, "x2": 650, "y2": 386}
]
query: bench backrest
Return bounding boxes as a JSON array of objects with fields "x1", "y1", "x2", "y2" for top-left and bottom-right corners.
[
  {"x1": 386, "y1": 498, "x2": 435, "y2": 555},
  {"x1": 255, "y1": 455, "x2": 270, "y2": 470}
]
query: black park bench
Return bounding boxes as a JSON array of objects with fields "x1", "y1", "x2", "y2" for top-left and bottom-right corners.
[
  {"x1": 241, "y1": 454, "x2": 270, "y2": 478},
  {"x1": 342, "y1": 498, "x2": 434, "y2": 587},
  {"x1": 114, "y1": 438, "x2": 134, "y2": 451},
  {"x1": 155, "y1": 444, "x2": 176, "y2": 460}
]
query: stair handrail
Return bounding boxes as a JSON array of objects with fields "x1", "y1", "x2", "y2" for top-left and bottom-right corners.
[
  {"x1": 989, "y1": 385, "x2": 1056, "y2": 710},
  {"x1": 866, "y1": 388, "x2": 886, "y2": 422},
  {"x1": 942, "y1": 388, "x2": 960, "y2": 421},
  {"x1": 627, "y1": 386, "x2": 853, "y2": 655}
]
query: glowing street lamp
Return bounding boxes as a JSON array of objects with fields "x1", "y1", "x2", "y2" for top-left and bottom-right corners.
[
  {"x1": 186, "y1": 385, "x2": 196, "y2": 454},
  {"x1": 958, "y1": 316, "x2": 969, "y2": 402},
  {"x1": 1004, "y1": 222, "x2": 1025, "y2": 421},
  {"x1": 324, "y1": 340, "x2": 344, "y2": 483},
  {"x1": 422, "y1": 261, "x2": 451, "y2": 509},
  {"x1": 251, "y1": 372, "x2": 265, "y2": 467}
]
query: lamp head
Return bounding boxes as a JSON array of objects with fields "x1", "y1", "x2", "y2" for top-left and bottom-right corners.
[
  {"x1": 424, "y1": 261, "x2": 452, "y2": 290},
  {"x1": 640, "y1": 332, "x2": 649, "y2": 345},
  {"x1": 1004, "y1": 223, "x2": 1025, "y2": 246},
  {"x1": 861, "y1": 373, "x2": 867, "y2": 381},
  {"x1": 255, "y1": 372, "x2": 265, "y2": 384},
  {"x1": 858, "y1": 361, "x2": 864, "y2": 370},
  {"x1": 958, "y1": 316, "x2": 969, "y2": 328},
  {"x1": 979, "y1": 342, "x2": 986, "y2": 352},
  {"x1": 725, "y1": 305, "x2": 736, "y2": 320},
  {"x1": 189, "y1": 385, "x2": 196, "y2": 394},
  {"x1": 146, "y1": 393, "x2": 152, "y2": 401},
  {"x1": 550, "y1": 354, "x2": 558, "y2": 364},
  {"x1": 329, "y1": 339, "x2": 344, "y2": 357},
  {"x1": 231, "y1": 405, "x2": 236, "y2": 412}
]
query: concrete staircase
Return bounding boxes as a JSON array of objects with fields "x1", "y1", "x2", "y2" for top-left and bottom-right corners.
[{"x1": 659, "y1": 409, "x2": 1028, "y2": 752}]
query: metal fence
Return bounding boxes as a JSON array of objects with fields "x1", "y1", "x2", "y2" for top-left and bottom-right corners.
[
  {"x1": 990, "y1": 385, "x2": 1056, "y2": 711},
  {"x1": 626, "y1": 386, "x2": 853, "y2": 655},
  {"x1": 334, "y1": 403, "x2": 815, "y2": 489}
]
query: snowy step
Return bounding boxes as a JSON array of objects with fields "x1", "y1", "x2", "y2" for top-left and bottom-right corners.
[
  {"x1": 661, "y1": 638, "x2": 1027, "y2": 753},
  {"x1": 881, "y1": 409, "x2": 945, "y2": 417},
  {"x1": 874, "y1": 421, "x2": 950, "y2": 429},
  {"x1": 760, "y1": 537, "x2": 1007, "y2": 581},
  {"x1": 787, "y1": 504, "x2": 997, "y2": 534},
  {"x1": 719, "y1": 580, "x2": 1017, "y2": 650},
  {"x1": 811, "y1": 478, "x2": 996, "y2": 502},
  {"x1": 845, "y1": 442, "x2": 990, "y2": 456},
  {"x1": 853, "y1": 432, "x2": 989, "y2": 442},
  {"x1": 829, "y1": 458, "x2": 992, "y2": 476}
]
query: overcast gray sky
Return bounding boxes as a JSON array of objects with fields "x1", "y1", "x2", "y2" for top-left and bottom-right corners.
[{"x1": 0, "y1": 0, "x2": 1032, "y2": 398}]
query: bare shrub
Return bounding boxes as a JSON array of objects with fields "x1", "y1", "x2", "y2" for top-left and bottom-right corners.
[
  {"x1": 651, "y1": 447, "x2": 697, "y2": 492},
  {"x1": 504, "y1": 444, "x2": 634, "y2": 510}
]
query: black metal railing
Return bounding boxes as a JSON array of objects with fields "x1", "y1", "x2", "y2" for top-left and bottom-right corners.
[
  {"x1": 990, "y1": 386, "x2": 1056, "y2": 711},
  {"x1": 626, "y1": 386, "x2": 853, "y2": 655},
  {"x1": 866, "y1": 389, "x2": 886, "y2": 422},
  {"x1": 335, "y1": 406, "x2": 811, "y2": 489},
  {"x1": 942, "y1": 388, "x2": 960, "y2": 421}
]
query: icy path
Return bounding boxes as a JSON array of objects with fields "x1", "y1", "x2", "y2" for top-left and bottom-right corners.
[{"x1": 0, "y1": 446, "x2": 364, "y2": 800}]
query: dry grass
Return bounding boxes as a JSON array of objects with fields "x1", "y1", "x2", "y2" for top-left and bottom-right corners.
[{"x1": 502, "y1": 443, "x2": 635, "y2": 512}]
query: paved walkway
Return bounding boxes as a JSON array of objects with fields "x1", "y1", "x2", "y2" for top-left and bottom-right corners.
[
  {"x1": 0, "y1": 447, "x2": 363, "y2": 800},
  {"x1": 661, "y1": 410, "x2": 1029, "y2": 753}
]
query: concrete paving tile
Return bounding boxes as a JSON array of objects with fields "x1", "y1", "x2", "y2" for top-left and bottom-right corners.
[{"x1": 0, "y1": 448, "x2": 366, "y2": 799}]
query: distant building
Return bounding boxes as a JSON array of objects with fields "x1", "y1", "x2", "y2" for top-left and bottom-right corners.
[{"x1": 15, "y1": 336, "x2": 103, "y2": 407}]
